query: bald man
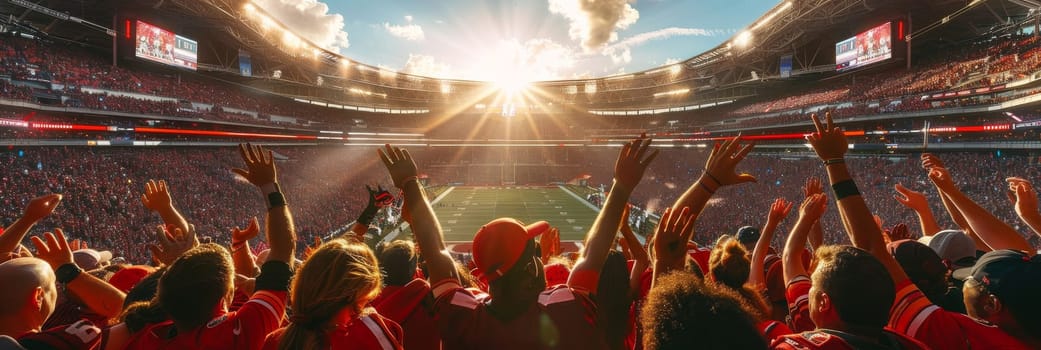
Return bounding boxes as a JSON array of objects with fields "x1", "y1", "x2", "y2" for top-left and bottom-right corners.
[{"x1": 0, "y1": 258, "x2": 59, "y2": 338}]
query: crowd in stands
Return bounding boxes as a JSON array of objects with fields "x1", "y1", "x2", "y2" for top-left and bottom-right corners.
[{"x1": 2, "y1": 114, "x2": 1040, "y2": 349}]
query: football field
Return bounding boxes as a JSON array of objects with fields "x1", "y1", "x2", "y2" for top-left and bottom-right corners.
[{"x1": 431, "y1": 186, "x2": 600, "y2": 242}]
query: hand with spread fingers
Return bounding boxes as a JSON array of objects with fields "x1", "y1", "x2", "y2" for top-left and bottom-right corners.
[
  {"x1": 804, "y1": 177, "x2": 824, "y2": 198},
  {"x1": 806, "y1": 111, "x2": 847, "y2": 161},
  {"x1": 703, "y1": 136, "x2": 756, "y2": 187},
  {"x1": 652, "y1": 206, "x2": 696, "y2": 274},
  {"x1": 378, "y1": 144, "x2": 420, "y2": 189},
  {"x1": 148, "y1": 224, "x2": 200, "y2": 266},
  {"x1": 767, "y1": 198, "x2": 794, "y2": 227},
  {"x1": 614, "y1": 137, "x2": 659, "y2": 191},
  {"x1": 893, "y1": 183, "x2": 929, "y2": 212},
  {"x1": 141, "y1": 179, "x2": 174, "y2": 212},
  {"x1": 232, "y1": 143, "x2": 278, "y2": 188},
  {"x1": 29, "y1": 228, "x2": 75, "y2": 271}
]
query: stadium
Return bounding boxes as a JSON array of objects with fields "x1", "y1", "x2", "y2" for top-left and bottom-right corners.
[{"x1": 1, "y1": 0, "x2": 1041, "y2": 349}]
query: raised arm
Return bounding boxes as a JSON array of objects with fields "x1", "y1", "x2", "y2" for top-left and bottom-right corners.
[
  {"x1": 232, "y1": 143, "x2": 296, "y2": 265},
  {"x1": 0, "y1": 194, "x2": 61, "y2": 256},
  {"x1": 378, "y1": 145, "x2": 455, "y2": 283},
  {"x1": 807, "y1": 112, "x2": 908, "y2": 283},
  {"x1": 926, "y1": 166, "x2": 1032, "y2": 254},
  {"x1": 783, "y1": 194, "x2": 826, "y2": 283},
  {"x1": 650, "y1": 207, "x2": 696, "y2": 286},
  {"x1": 349, "y1": 185, "x2": 388, "y2": 240},
  {"x1": 571, "y1": 138, "x2": 658, "y2": 291},
  {"x1": 670, "y1": 137, "x2": 756, "y2": 218},
  {"x1": 922, "y1": 154, "x2": 987, "y2": 250},
  {"x1": 1006, "y1": 177, "x2": 1041, "y2": 240},
  {"x1": 141, "y1": 180, "x2": 190, "y2": 235},
  {"x1": 31, "y1": 229, "x2": 125, "y2": 318},
  {"x1": 804, "y1": 178, "x2": 826, "y2": 251},
  {"x1": 750, "y1": 198, "x2": 792, "y2": 289},
  {"x1": 893, "y1": 183, "x2": 941, "y2": 237},
  {"x1": 230, "y1": 217, "x2": 260, "y2": 277},
  {"x1": 619, "y1": 205, "x2": 650, "y2": 296}
]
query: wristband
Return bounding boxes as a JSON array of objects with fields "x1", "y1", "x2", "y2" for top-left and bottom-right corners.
[
  {"x1": 699, "y1": 181, "x2": 716, "y2": 194},
  {"x1": 831, "y1": 180, "x2": 861, "y2": 200},
  {"x1": 824, "y1": 158, "x2": 845, "y2": 166},
  {"x1": 267, "y1": 191, "x2": 287, "y2": 209},
  {"x1": 55, "y1": 263, "x2": 83, "y2": 284},
  {"x1": 400, "y1": 176, "x2": 420, "y2": 187},
  {"x1": 703, "y1": 171, "x2": 722, "y2": 186}
]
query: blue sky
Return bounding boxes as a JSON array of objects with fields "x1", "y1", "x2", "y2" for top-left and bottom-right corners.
[{"x1": 253, "y1": 0, "x2": 778, "y2": 81}]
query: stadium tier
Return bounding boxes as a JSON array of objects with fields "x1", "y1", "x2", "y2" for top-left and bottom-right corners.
[{"x1": 1, "y1": 0, "x2": 1041, "y2": 350}]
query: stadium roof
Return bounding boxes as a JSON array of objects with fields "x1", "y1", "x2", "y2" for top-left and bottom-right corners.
[{"x1": 2, "y1": 0, "x2": 1039, "y2": 113}]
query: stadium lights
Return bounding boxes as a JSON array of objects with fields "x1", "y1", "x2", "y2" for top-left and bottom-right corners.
[
  {"x1": 751, "y1": 1, "x2": 793, "y2": 31},
  {"x1": 243, "y1": 3, "x2": 255, "y2": 13},
  {"x1": 1005, "y1": 112, "x2": 1023, "y2": 122},
  {"x1": 653, "y1": 88, "x2": 690, "y2": 97},
  {"x1": 734, "y1": 31, "x2": 753, "y2": 48}
]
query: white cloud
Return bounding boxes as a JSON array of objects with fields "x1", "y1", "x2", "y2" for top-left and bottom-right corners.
[
  {"x1": 384, "y1": 22, "x2": 425, "y2": 41},
  {"x1": 402, "y1": 54, "x2": 453, "y2": 78},
  {"x1": 252, "y1": 0, "x2": 350, "y2": 51},
  {"x1": 548, "y1": 0, "x2": 639, "y2": 52},
  {"x1": 603, "y1": 27, "x2": 717, "y2": 65},
  {"x1": 404, "y1": 15, "x2": 413, "y2": 22},
  {"x1": 464, "y1": 38, "x2": 578, "y2": 81},
  {"x1": 664, "y1": 57, "x2": 680, "y2": 65}
]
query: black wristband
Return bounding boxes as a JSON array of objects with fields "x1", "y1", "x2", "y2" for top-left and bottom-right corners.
[
  {"x1": 267, "y1": 191, "x2": 287, "y2": 209},
  {"x1": 824, "y1": 158, "x2": 845, "y2": 166},
  {"x1": 55, "y1": 263, "x2": 83, "y2": 284},
  {"x1": 831, "y1": 180, "x2": 861, "y2": 200},
  {"x1": 255, "y1": 260, "x2": 293, "y2": 292}
]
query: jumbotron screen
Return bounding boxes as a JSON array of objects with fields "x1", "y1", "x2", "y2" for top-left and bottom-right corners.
[
  {"x1": 134, "y1": 20, "x2": 198, "y2": 70},
  {"x1": 835, "y1": 22, "x2": 892, "y2": 72}
]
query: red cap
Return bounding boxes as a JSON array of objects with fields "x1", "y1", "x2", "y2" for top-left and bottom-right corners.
[
  {"x1": 472, "y1": 218, "x2": 549, "y2": 283},
  {"x1": 108, "y1": 265, "x2": 156, "y2": 293}
]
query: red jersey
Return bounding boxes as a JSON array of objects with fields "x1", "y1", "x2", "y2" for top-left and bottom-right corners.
[
  {"x1": 431, "y1": 278, "x2": 606, "y2": 350},
  {"x1": 123, "y1": 290, "x2": 286, "y2": 350},
  {"x1": 262, "y1": 312, "x2": 403, "y2": 350},
  {"x1": 888, "y1": 280, "x2": 1030, "y2": 349},
  {"x1": 19, "y1": 320, "x2": 103, "y2": 350},
  {"x1": 771, "y1": 329, "x2": 929, "y2": 350},
  {"x1": 372, "y1": 279, "x2": 441, "y2": 350},
  {"x1": 785, "y1": 275, "x2": 816, "y2": 333},
  {"x1": 761, "y1": 320, "x2": 793, "y2": 342},
  {"x1": 688, "y1": 246, "x2": 712, "y2": 275}
]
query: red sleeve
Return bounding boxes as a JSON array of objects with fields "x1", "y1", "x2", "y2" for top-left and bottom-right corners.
[
  {"x1": 784, "y1": 275, "x2": 815, "y2": 333},
  {"x1": 566, "y1": 267, "x2": 600, "y2": 293},
  {"x1": 19, "y1": 320, "x2": 103, "y2": 350},
  {"x1": 431, "y1": 279, "x2": 482, "y2": 344},
  {"x1": 227, "y1": 290, "x2": 287, "y2": 350}
]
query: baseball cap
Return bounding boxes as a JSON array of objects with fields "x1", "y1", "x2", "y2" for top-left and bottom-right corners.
[
  {"x1": 955, "y1": 250, "x2": 1041, "y2": 308},
  {"x1": 73, "y1": 249, "x2": 113, "y2": 270},
  {"x1": 887, "y1": 239, "x2": 947, "y2": 286},
  {"x1": 471, "y1": 218, "x2": 549, "y2": 283},
  {"x1": 108, "y1": 265, "x2": 157, "y2": 293},
  {"x1": 922, "y1": 230, "x2": 976, "y2": 268},
  {"x1": 735, "y1": 226, "x2": 760, "y2": 249}
]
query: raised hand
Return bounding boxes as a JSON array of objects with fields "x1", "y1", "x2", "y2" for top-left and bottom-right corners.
[
  {"x1": 893, "y1": 183, "x2": 930, "y2": 212},
  {"x1": 804, "y1": 177, "x2": 824, "y2": 198},
  {"x1": 148, "y1": 224, "x2": 199, "y2": 265},
  {"x1": 1006, "y1": 177, "x2": 1039, "y2": 218},
  {"x1": 888, "y1": 223, "x2": 912, "y2": 241},
  {"x1": 232, "y1": 143, "x2": 278, "y2": 188},
  {"x1": 303, "y1": 236, "x2": 323, "y2": 260},
  {"x1": 703, "y1": 136, "x2": 756, "y2": 187},
  {"x1": 614, "y1": 137, "x2": 659, "y2": 191},
  {"x1": 767, "y1": 198, "x2": 794, "y2": 227},
  {"x1": 231, "y1": 217, "x2": 260, "y2": 243},
  {"x1": 798, "y1": 193, "x2": 828, "y2": 225},
  {"x1": 927, "y1": 166, "x2": 957, "y2": 193},
  {"x1": 540, "y1": 227, "x2": 561, "y2": 264},
  {"x1": 140, "y1": 179, "x2": 173, "y2": 212},
  {"x1": 22, "y1": 194, "x2": 62, "y2": 223},
  {"x1": 921, "y1": 153, "x2": 946, "y2": 170},
  {"x1": 29, "y1": 228, "x2": 75, "y2": 271},
  {"x1": 806, "y1": 112, "x2": 847, "y2": 161},
  {"x1": 378, "y1": 144, "x2": 420, "y2": 189},
  {"x1": 652, "y1": 207, "x2": 696, "y2": 271}
]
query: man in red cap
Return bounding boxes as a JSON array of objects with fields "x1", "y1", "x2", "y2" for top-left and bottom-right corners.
[{"x1": 377, "y1": 138, "x2": 658, "y2": 349}]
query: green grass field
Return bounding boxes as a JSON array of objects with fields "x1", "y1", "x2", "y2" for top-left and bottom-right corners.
[{"x1": 431, "y1": 186, "x2": 600, "y2": 242}]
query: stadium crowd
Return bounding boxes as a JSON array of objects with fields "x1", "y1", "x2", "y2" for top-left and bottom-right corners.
[{"x1": 0, "y1": 112, "x2": 1039, "y2": 349}]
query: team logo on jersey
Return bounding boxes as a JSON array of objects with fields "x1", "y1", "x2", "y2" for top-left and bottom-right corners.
[
  {"x1": 806, "y1": 332, "x2": 831, "y2": 345},
  {"x1": 206, "y1": 315, "x2": 228, "y2": 328}
]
